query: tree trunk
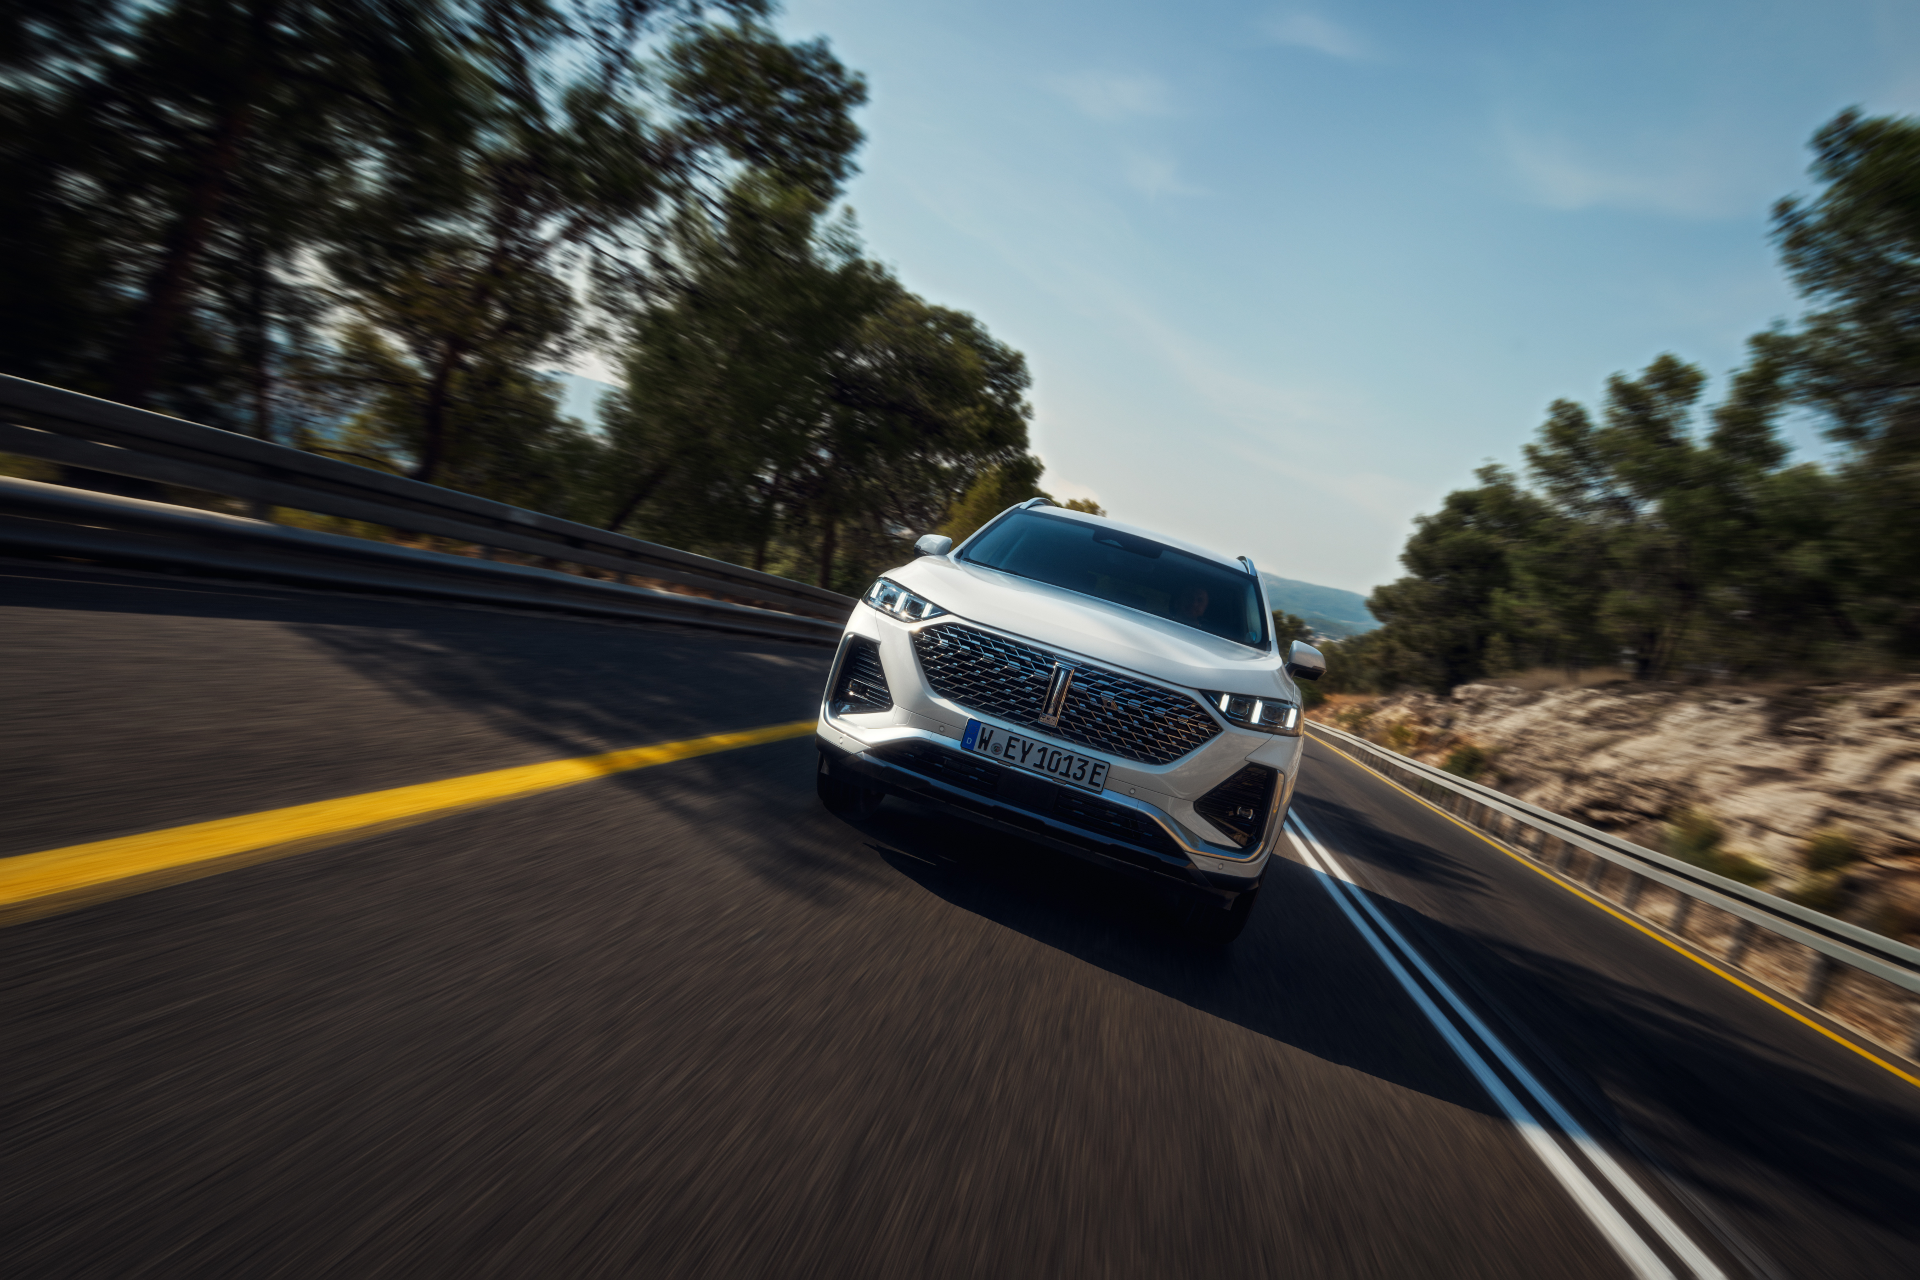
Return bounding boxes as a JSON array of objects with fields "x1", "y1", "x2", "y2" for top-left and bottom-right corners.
[
  {"x1": 751, "y1": 472, "x2": 783, "y2": 571},
  {"x1": 241, "y1": 231, "x2": 273, "y2": 440},
  {"x1": 605, "y1": 459, "x2": 678, "y2": 532},
  {"x1": 817, "y1": 515, "x2": 837, "y2": 590},
  {"x1": 110, "y1": 3, "x2": 279, "y2": 407},
  {"x1": 411, "y1": 236, "x2": 522, "y2": 487},
  {"x1": 411, "y1": 337, "x2": 466, "y2": 486}
]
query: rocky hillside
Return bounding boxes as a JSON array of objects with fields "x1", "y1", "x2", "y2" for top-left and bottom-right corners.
[{"x1": 1310, "y1": 679, "x2": 1920, "y2": 944}]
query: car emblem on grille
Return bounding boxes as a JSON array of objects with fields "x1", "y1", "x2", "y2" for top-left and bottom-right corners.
[{"x1": 1037, "y1": 661, "x2": 1078, "y2": 726}]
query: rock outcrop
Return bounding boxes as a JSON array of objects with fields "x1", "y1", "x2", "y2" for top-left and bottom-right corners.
[{"x1": 1310, "y1": 679, "x2": 1920, "y2": 943}]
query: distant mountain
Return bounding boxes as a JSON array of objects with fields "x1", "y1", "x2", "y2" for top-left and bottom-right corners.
[{"x1": 1260, "y1": 573, "x2": 1379, "y2": 640}]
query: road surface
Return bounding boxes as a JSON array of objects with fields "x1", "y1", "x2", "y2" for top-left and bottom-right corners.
[{"x1": 3, "y1": 562, "x2": 1916, "y2": 1278}]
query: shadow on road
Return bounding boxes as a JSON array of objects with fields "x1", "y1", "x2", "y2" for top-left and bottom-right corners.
[
  {"x1": 848, "y1": 790, "x2": 1920, "y2": 1271},
  {"x1": 845, "y1": 795, "x2": 1502, "y2": 1118},
  {"x1": 1297, "y1": 795, "x2": 1492, "y2": 896}
]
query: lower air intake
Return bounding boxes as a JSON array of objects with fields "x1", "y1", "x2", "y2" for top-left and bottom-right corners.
[
  {"x1": 1193, "y1": 764, "x2": 1277, "y2": 847},
  {"x1": 830, "y1": 637, "x2": 892, "y2": 713}
]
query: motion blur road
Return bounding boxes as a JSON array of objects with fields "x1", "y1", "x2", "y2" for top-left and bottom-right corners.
[{"x1": 4, "y1": 562, "x2": 1918, "y2": 1279}]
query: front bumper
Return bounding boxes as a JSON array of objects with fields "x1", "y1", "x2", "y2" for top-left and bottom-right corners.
[{"x1": 817, "y1": 605, "x2": 1303, "y2": 900}]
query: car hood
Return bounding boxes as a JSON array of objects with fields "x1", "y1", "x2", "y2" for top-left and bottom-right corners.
[{"x1": 887, "y1": 556, "x2": 1293, "y2": 697}]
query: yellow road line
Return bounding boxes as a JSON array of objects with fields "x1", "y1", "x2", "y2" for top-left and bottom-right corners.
[
  {"x1": 1304, "y1": 728, "x2": 1920, "y2": 1092},
  {"x1": 0, "y1": 719, "x2": 818, "y2": 927}
]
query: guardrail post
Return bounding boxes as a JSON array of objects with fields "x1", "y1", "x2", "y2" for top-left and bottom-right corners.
[
  {"x1": 1622, "y1": 874, "x2": 1645, "y2": 911},
  {"x1": 1725, "y1": 919, "x2": 1756, "y2": 967},
  {"x1": 1802, "y1": 953, "x2": 1836, "y2": 1008},
  {"x1": 1555, "y1": 839, "x2": 1574, "y2": 873},
  {"x1": 1586, "y1": 855, "x2": 1609, "y2": 891},
  {"x1": 1671, "y1": 894, "x2": 1693, "y2": 937}
]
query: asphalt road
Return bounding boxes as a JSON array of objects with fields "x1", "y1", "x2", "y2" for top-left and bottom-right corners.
[{"x1": 3, "y1": 562, "x2": 1917, "y2": 1279}]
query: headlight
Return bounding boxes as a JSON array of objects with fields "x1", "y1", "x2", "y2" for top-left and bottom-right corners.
[
  {"x1": 1202, "y1": 690, "x2": 1301, "y2": 735},
  {"x1": 864, "y1": 577, "x2": 948, "y2": 623}
]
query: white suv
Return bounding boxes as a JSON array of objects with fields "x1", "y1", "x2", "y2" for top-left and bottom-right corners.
[{"x1": 814, "y1": 498, "x2": 1325, "y2": 943}]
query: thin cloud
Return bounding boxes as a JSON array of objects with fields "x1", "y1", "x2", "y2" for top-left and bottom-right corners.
[
  {"x1": 1261, "y1": 12, "x2": 1373, "y2": 61},
  {"x1": 1123, "y1": 151, "x2": 1207, "y2": 198},
  {"x1": 1045, "y1": 71, "x2": 1172, "y2": 121},
  {"x1": 1500, "y1": 125, "x2": 1750, "y2": 219}
]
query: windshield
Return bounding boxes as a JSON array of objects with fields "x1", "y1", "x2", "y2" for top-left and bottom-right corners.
[{"x1": 961, "y1": 510, "x2": 1269, "y2": 648}]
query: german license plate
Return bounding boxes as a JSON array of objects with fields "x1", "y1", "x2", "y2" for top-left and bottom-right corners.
[{"x1": 962, "y1": 720, "x2": 1109, "y2": 792}]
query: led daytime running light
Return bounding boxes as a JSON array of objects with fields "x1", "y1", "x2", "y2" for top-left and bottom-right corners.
[
  {"x1": 864, "y1": 577, "x2": 948, "y2": 623},
  {"x1": 1202, "y1": 689, "x2": 1302, "y2": 735}
]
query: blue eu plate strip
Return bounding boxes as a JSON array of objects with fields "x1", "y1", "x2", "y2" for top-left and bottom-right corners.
[{"x1": 961, "y1": 719, "x2": 982, "y2": 751}]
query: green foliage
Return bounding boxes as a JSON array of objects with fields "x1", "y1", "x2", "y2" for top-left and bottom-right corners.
[
  {"x1": 1715, "y1": 853, "x2": 1775, "y2": 888},
  {"x1": 1312, "y1": 628, "x2": 1399, "y2": 695},
  {"x1": 1272, "y1": 611, "x2": 1313, "y2": 644},
  {"x1": 0, "y1": 0, "x2": 472, "y2": 425},
  {"x1": 1784, "y1": 872, "x2": 1849, "y2": 915},
  {"x1": 1663, "y1": 808, "x2": 1772, "y2": 886},
  {"x1": 1441, "y1": 744, "x2": 1488, "y2": 780},
  {"x1": 1354, "y1": 110, "x2": 1920, "y2": 693},
  {"x1": 936, "y1": 463, "x2": 1103, "y2": 547},
  {"x1": 1803, "y1": 828, "x2": 1861, "y2": 873},
  {"x1": 1773, "y1": 109, "x2": 1920, "y2": 655},
  {"x1": 938, "y1": 457, "x2": 1045, "y2": 545},
  {"x1": 319, "y1": 15, "x2": 868, "y2": 492},
  {"x1": 601, "y1": 177, "x2": 1033, "y2": 589},
  {"x1": 0, "y1": 0, "x2": 1053, "y2": 596},
  {"x1": 1367, "y1": 463, "x2": 1553, "y2": 690},
  {"x1": 1665, "y1": 808, "x2": 1726, "y2": 865}
]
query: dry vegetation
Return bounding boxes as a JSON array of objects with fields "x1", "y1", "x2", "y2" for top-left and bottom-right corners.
[{"x1": 1310, "y1": 673, "x2": 1920, "y2": 946}]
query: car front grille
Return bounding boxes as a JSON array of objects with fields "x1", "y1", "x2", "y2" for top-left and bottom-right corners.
[{"x1": 909, "y1": 623, "x2": 1221, "y2": 766}]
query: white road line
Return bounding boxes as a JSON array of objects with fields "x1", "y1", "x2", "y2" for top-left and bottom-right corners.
[
  {"x1": 1287, "y1": 814, "x2": 1728, "y2": 1279},
  {"x1": 1287, "y1": 815, "x2": 1706, "y2": 1280}
]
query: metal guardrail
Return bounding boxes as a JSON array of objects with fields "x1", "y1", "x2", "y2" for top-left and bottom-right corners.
[
  {"x1": 1307, "y1": 720, "x2": 1920, "y2": 1061},
  {"x1": 0, "y1": 375, "x2": 854, "y2": 642}
]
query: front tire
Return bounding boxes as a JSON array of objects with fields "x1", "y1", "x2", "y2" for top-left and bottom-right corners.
[
  {"x1": 1185, "y1": 887, "x2": 1259, "y2": 946},
  {"x1": 816, "y1": 750, "x2": 884, "y2": 821}
]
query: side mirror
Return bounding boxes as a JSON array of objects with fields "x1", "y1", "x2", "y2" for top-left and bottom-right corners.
[
  {"x1": 1284, "y1": 639, "x2": 1326, "y2": 682},
  {"x1": 914, "y1": 533, "x2": 953, "y2": 558}
]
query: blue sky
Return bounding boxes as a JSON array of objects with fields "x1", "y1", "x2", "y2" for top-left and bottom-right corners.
[{"x1": 592, "y1": 1, "x2": 1920, "y2": 596}]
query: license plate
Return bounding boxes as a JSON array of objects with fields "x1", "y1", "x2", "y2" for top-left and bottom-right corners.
[{"x1": 962, "y1": 720, "x2": 1109, "y2": 792}]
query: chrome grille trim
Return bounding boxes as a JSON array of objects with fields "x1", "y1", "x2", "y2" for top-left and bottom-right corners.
[{"x1": 910, "y1": 623, "x2": 1221, "y2": 766}]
